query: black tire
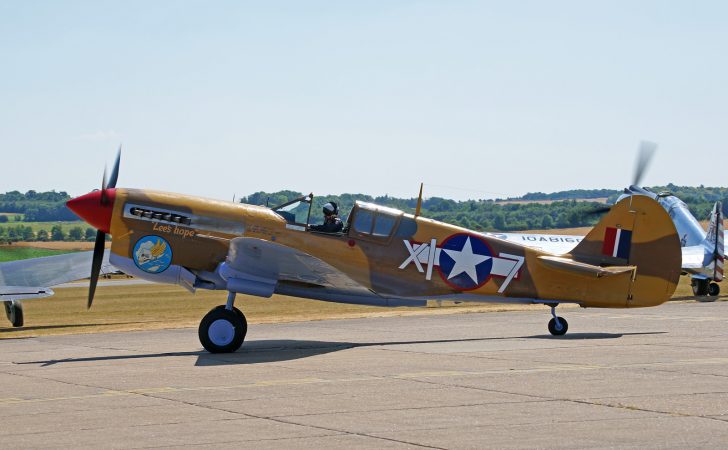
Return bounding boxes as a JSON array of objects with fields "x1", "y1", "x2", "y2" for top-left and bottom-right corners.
[
  {"x1": 548, "y1": 317, "x2": 568, "y2": 336},
  {"x1": 709, "y1": 283, "x2": 720, "y2": 297},
  {"x1": 211, "y1": 304, "x2": 244, "y2": 319},
  {"x1": 198, "y1": 306, "x2": 247, "y2": 353},
  {"x1": 692, "y1": 279, "x2": 709, "y2": 296},
  {"x1": 4, "y1": 301, "x2": 24, "y2": 328}
]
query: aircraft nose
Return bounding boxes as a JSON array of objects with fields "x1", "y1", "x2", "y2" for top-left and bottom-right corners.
[{"x1": 66, "y1": 189, "x2": 116, "y2": 234}]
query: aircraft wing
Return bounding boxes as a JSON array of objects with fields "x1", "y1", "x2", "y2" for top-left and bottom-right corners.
[
  {"x1": 681, "y1": 245, "x2": 708, "y2": 270},
  {"x1": 491, "y1": 232, "x2": 582, "y2": 255},
  {"x1": 0, "y1": 286, "x2": 54, "y2": 301},
  {"x1": 0, "y1": 250, "x2": 112, "y2": 296},
  {"x1": 222, "y1": 237, "x2": 428, "y2": 307}
]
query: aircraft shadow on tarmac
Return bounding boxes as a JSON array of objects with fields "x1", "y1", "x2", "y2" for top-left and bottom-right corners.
[
  {"x1": 17, "y1": 332, "x2": 665, "y2": 367},
  {"x1": 0, "y1": 322, "x2": 140, "y2": 334}
]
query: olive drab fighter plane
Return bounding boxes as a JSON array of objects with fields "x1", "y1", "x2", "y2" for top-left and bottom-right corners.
[{"x1": 66, "y1": 152, "x2": 682, "y2": 353}]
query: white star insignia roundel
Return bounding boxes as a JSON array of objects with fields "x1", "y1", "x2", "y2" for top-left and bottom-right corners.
[{"x1": 438, "y1": 234, "x2": 494, "y2": 290}]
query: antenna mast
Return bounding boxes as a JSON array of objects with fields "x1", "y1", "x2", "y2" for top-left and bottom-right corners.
[{"x1": 415, "y1": 183, "x2": 423, "y2": 217}]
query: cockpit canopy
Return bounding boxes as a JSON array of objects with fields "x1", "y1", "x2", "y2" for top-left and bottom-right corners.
[
  {"x1": 271, "y1": 195, "x2": 404, "y2": 240},
  {"x1": 349, "y1": 201, "x2": 403, "y2": 238}
]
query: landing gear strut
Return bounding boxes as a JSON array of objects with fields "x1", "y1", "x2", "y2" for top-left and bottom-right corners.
[
  {"x1": 4, "y1": 301, "x2": 24, "y2": 328},
  {"x1": 547, "y1": 305, "x2": 568, "y2": 336},
  {"x1": 691, "y1": 279, "x2": 709, "y2": 296},
  {"x1": 198, "y1": 292, "x2": 247, "y2": 353}
]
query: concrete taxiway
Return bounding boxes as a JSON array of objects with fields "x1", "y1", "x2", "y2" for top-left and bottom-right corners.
[{"x1": 1, "y1": 301, "x2": 727, "y2": 449}]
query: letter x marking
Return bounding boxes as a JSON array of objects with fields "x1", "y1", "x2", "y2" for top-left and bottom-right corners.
[{"x1": 399, "y1": 240, "x2": 428, "y2": 272}]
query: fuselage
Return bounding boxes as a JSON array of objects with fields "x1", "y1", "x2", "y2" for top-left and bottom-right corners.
[{"x1": 67, "y1": 188, "x2": 681, "y2": 309}]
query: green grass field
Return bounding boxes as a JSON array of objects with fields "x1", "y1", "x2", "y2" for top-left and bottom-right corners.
[
  {"x1": 0, "y1": 247, "x2": 75, "y2": 262},
  {"x1": 0, "y1": 220, "x2": 88, "y2": 233}
]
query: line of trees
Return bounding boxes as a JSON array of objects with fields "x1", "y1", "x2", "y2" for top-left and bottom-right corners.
[
  {"x1": 0, "y1": 190, "x2": 79, "y2": 222},
  {"x1": 0, "y1": 225, "x2": 96, "y2": 243},
  {"x1": 515, "y1": 189, "x2": 619, "y2": 201},
  {"x1": 242, "y1": 185, "x2": 728, "y2": 232}
]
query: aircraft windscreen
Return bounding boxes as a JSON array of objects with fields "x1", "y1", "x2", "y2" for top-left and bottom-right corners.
[{"x1": 273, "y1": 197, "x2": 311, "y2": 225}]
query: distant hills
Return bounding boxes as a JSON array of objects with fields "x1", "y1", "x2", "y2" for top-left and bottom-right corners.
[
  {"x1": 507, "y1": 189, "x2": 619, "y2": 202},
  {"x1": 506, "y1": 184, "x2": 728, "y2": 206}
]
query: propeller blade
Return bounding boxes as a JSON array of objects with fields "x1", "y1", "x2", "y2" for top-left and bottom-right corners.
[
  {"x1": 586, "y1": 206, "x2": 612, "y2": 216},
  {"x1": 632, "y1": 140, "x2": 657, "y2": 186},
  {"x1": 100, "y1": 165, "x2": 108, "y2": 205},
  {"x1": 106, "y1": 146, "x2": 121, "y2": 189},
  {"x1": 88, "y1": 230, "x2": 106, "y2": 309}
]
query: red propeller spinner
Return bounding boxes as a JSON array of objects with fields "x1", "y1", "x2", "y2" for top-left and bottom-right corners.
[{"x1": 66, "y1": 189, "x2": 116, "y2": 234}]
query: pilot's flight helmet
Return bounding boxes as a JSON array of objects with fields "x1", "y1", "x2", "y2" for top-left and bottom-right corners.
[{"x1": 323, "y1": 202, "x2": 338, "y2": 216}]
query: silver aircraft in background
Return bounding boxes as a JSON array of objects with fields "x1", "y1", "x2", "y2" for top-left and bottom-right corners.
[
  {"x1": 621, "y1": 187, "x2": 722, "y2": 296},
  {"x1": 493, "y1": 142, "x2": 725, "y2": 299},
  {"x1": 0, "y1": 250, "x2": 113, "y2": 327}
]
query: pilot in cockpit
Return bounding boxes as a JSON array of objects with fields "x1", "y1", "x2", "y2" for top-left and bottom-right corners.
[{"x1": 309, "y1": 201, "x2": 343, "y2": 233}]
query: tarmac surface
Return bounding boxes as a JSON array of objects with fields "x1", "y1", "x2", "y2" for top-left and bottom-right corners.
[{"x1": 1, "y1": 301, "x2": 727, "y2": 449}]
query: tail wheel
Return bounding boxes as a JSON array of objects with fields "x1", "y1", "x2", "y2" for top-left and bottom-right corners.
[
  {"x1": 708, "y1": 283, "x2": 720, "y2": 297},
  {"x1": 199, "y1": 307, "x2": 247, "y2": 353},
  {"x1": 548, "y1": 317, "x2": 568, "y2": 336}
]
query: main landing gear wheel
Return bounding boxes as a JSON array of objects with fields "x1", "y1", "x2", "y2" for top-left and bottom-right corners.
[
  {"x1": 4, "y1": 301, "x2": 24, "y2": 328},
  {"x1": 548, "y1": 317, "x2": 568, "y2": 336},
  {"x1": 547, "y1": 305, "x2": 568, "y2": 336},
  {"x1": 708, "y1": 282, "x2": 720, "y2": 297},
  {"x1": 199, "y1": 306, "x2": 247, "y2": 353},
  {"x1": 692, "y1": 279, "x2": 709, "y2": 296}
]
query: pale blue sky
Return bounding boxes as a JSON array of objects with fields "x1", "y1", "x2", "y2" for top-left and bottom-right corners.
[{"x1": 1, "y1": 1, "x2": 726, "y2": 201}]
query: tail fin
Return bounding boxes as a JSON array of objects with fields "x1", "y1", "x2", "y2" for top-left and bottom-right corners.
[
  {"x1": 705, "y1": 201, "x2": 724, "y2": 282},
  {"x1": 570, "y1": 195, "x2": 681, "y2": 307}
]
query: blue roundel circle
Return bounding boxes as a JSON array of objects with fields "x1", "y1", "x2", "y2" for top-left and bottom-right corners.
[
  {"x1": 438, "y1": 234, "x2": 494, "y2": 290},
  {"x1": 132, "y1": 235, "x2": 173, "y2": 274}
]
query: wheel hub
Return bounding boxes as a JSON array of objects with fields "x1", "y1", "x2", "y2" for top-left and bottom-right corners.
[{"x1": 208, "y1": 319, "x2": 235, "y2": 346}]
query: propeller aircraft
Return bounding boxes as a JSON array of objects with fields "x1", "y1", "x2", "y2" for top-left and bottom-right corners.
[{"x1": 66, "y1": 152, "x2": 682, "y2": 353}]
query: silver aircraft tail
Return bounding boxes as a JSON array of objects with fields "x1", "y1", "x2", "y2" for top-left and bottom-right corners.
[{"x1": 704, "y1": 201, "x2": 724, "y2": 282}]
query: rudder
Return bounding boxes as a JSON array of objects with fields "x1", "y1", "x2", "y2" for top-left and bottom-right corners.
[
  {"x1": 570, "y1": 195, "x2": 681, "y2": 307},
  {"x1": 705, "y1": 201, "x2": 724, "y2": 282}
]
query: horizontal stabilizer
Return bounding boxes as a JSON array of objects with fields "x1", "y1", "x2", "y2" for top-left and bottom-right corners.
[{"x1": 538, "y1": 256, "x2": 635, "y2": 278}]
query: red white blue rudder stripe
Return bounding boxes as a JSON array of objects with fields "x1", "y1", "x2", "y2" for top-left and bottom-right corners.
[
  {"x1": 602, "y1": 227, "x2": 632, "y2": 259},
  {"x1": 714, "y1": 202, "x2": 724, "y2": 282}
]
